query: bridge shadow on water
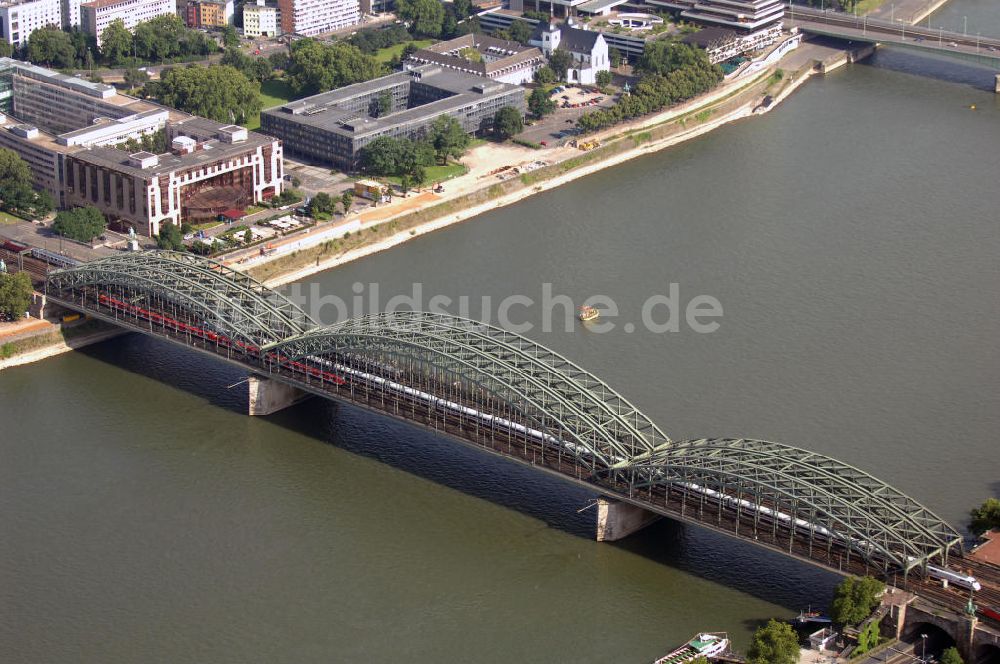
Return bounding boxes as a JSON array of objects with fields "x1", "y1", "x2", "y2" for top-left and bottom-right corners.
[
  {"x1": 864, "y1": 47, "x2": 1000, "y2": 93},
  {"x1": 77, "y1": 333, "x2": 840, "y2": 614}
]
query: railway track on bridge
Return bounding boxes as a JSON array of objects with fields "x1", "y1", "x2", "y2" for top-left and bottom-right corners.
[{"x1": 42, "y1": 253, "x2": 988, "y2": 617}]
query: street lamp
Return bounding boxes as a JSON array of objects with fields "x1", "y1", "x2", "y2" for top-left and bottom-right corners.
[
  {"x1": 963, "y1": 15, "x2": 967, "y2": 36},
  {"x1": 920, "y1": 634, "x2": 928, "y2": 663}
]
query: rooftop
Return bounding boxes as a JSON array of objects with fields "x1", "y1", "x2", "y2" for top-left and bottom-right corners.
[
  {"x1": 410, "y1": 34, "x2": 543, "y2": 77},
  {"x1": 971, "y1": 529, "x2": 1000, "y2": 566},
  {"x1": 264, "y1": 65, "x2": 523, "y2": 138}
]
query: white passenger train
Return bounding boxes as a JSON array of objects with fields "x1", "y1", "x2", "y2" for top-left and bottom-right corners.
[{"x1": 318, "y1": 354, "x2": 981, "y2": 591}]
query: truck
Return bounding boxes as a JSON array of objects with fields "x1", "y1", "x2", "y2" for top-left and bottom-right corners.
[{"x1": 354, "y1": 179, "x2": 389, "y2": 201}]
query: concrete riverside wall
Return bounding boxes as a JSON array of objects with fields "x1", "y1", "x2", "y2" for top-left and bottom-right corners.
[
  {"x1": 247, "y1": 374, "x2": 310, "y2": 416},
  {"x1": 596, "y1": 497, "x2": 661, "y2": 541}
]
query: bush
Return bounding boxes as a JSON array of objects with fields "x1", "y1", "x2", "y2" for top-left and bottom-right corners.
[
  {"x1": 52, "y1": 206, "x2": 106, "y2": 243},
  {"x1": 831, "y1": 576, "x2": 884, "y2": 626},
  {"x1": 0, "y1": 271, "x2": 32, "y2": 321},
  {"x1": 747, "y1": 619, "x2": 799, "y2": 664},
  {"x1": 970, "y1": 498, "x2": 1000, "y2": 534},
  {"x1": 155, "y1": 223, "x2": 184, "y2": 250}
]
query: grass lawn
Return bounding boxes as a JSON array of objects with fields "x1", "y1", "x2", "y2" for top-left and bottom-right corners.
[
  {"x1": 374, "y1": 40, "x2": 434, "y2": 64},
  {"x1": 384, "y1": 162, "x2": 468, "y2": 186},
  {"x1": 856, "y1": 0, "x2": 887, "y2": 14},
  {"x1": 246, "y1": 78, "x2": 297, "y2": 131},
  {"x1": 190, "y1": 221, "x2": 222, "y2": 232},
  {"x1": 0, "y1": 210, "x2": 27, "y2": 225}
]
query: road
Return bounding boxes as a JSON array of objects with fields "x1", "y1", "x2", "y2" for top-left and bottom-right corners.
[{"x1": 788, "y1": 6, "x2": 1000, "y2": 61}]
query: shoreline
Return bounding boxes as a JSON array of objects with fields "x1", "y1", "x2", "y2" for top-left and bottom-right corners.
[
  {"x1": 1, "y1": 50, "x2": 824, "y2": 370},
  {"x1": 0, "y1": 326, "x2": 125, "y2": 372},
  {"x1": 263, "y1": 67, "x2": 800, "y2": 289}
]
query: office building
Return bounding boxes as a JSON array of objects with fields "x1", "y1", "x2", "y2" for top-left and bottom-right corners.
[
  {"x1": 243, "y1": 0, "x2": 277, "y2": 37},
  {"x1": 276, "y1": 0, "x2": 358, "y2": 36},
  {"x1": 261, "y1": 65, "x2": 526, "y2": 171},
  {"x1": 0, "y1": 0, "x2": 63, "y2": 48},
  {"x1": 79, "y1": 0, "x2": 174, "y2": 45}
]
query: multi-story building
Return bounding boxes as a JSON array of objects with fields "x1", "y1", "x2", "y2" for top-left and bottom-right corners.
[
  {"x1": 79, "y1": 0, "x2": 174, "y2": 45},
  {"x1": 0, "y1": 58, "x2": 283, "y2": 236},
  {"x1": 0, "y1": 0, "x2": 63, "y2": 48},
  {"x1": 649, "y1": 0, "x2": 784, "y2": 56},
  {"x1": 184, "y1": 0, "x2": 232, "y2": 28},
  {"x1": 261, "y1": 65, "x2": 526, "y2": 171},
  {"x1": 407, "y1": 34, "x2": 544, "y2": 86},
  {"x1": 276, "y1": 0, "x2": 358, "y2": 36},
  {"x1": 243, "y1": 0, "x2": 277, "y2": 37},
  {"x1": 63, "y1": 119, "x2": 282, "y2": 237}
]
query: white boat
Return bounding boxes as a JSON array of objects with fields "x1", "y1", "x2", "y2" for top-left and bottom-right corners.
[{"x1": 653, "y1": 632, "x2": 729, "y2": 664}]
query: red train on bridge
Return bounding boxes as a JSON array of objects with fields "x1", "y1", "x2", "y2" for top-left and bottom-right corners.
[{"x1": 96, "y1": 293, "x2": 346, "y2": 386}]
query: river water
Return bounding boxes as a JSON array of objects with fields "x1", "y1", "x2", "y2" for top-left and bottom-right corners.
[{"x1": 2, "y1": 11, "x2": 999, "y2": 663}]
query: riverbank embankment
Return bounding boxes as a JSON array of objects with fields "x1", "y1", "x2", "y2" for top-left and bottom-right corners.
[
  {"x1": 0, "y1": 40, "x2": 860, "y2": 370},
  {"x1": 0, "y1": 319, "x2": 124, "y2": 371}
]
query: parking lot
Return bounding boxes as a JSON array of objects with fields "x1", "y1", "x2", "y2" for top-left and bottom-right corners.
[
  {"x1": 283, "y1": 157, "x2": 352, "y2": 197},
  {"x1": 517, "y1": 85, "x2": 618, "y2": 146}
]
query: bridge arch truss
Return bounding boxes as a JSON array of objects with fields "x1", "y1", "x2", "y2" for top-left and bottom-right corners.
[{"x1": 45, "y1": 255, "x2": 964, "y2": 574}]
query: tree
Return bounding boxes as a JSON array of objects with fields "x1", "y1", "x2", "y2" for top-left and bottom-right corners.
[
  {"x1": 155, "y1": 222, "x2": 185, "y2": 250},
  {"x1": 397, "y1": 0, "x2": 446, "y2": 38},
  {"x1": 221, "y1": 25, "x2": 240, "y2": 50},
  {"x1": 27, "y1": 28, "x2": 75, "y2": 68},
  {"x1": 609, "y1": 46, "x2": 623, "y2": 68},
  {"x1": 100, "y1": 19, "x2": 132, "y2": 65},
  {"x1": 286, "y1": 39, "x2": 385, "y2": 96},
  {"x1": 941, "y1": 647, "x2": 964, "y2": 664},
  {"x1": 0, "y1": 271, "x2": 32, "y2": 321},
  {"x1": 747, "y1": 619, "x2": 799, "y2": 664},
  {"x1": 548, "y1": 48, "x2": 573, "y2": 81},
  {"x1": 310, "y1": 191, "x2": 335, "y2": 215},
  {"x1": 452, "y1": 0, "x2": 472, "y2": 18},
  {"x1": 0, "y1": 148, "x2": 47, "y2": 219},
  {"x1": 268, "y1": 51, "x2": 290, "y2": 71},
  {"x1": 831, "y1": 576, "x2": 885, "y2": 626},
  {"x1": 533, "y1": 66, "x2": 556, "y2": 85},
  {"x1": 508, "y1": 20, "x2": 533, "y2": 44},
  {"x1": 52, "y1": 207, "x2": 107, "y2": 243},
  {"x1": 528, "y1": 87, "x2": 555, "y2": 117},
  {"x1": 596, "y1": 69, "x2": 613, "y2": 88},
  {"x1": 134, "y1": 15, "x2": 186, "y2": 62},
  {"x1": 371, "y1": 90, "x2": 392, "y2": 117},
  {"x1": 341, "y1": 190, "x2": 354, "y2": 213},
  {"x1": 971, "y1": 498, "x2": 1000, "y2": 534},
  {"x1": 0, "y1": 41, "x2": 11, "y2": 58},
  {"x1": 855, "y1": 620, "x2": 881, "y2": 655},
  {"x1": 146, "y1": 65, "x2": 261, "y2": 124},
  {"x1": 637, "y1": 41, "x2": 708, "y2": 77},
  {"x1": 492, "y1": 106, "x2": 523, "y2": 141},
  {"x1": 123, "y1": 67, "x2": 149, "y2": 89},
  {"x1": 428, "y1": 115, "x2": 469, "y2": 164}
]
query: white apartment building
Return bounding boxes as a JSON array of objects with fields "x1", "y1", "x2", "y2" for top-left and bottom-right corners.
[
  {"x1": 0, "y1": 0, "x2": 63, "y2": 48},
  {"x1": 243, "y1": 0, "x2": 277, "y2": 37},
  {"x1": 276, "y1": 0, "x2": 357, "y2": 36},
  {"x1": 79, "y1": 0, "x2": 174, "y2": 45}
]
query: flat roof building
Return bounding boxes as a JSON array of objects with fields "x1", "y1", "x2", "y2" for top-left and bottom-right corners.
[
  {"x1": 0, "y1": 58, "x2": 283, "y2": 237},
  {"x1": 0, "y1": 0, "x2": 64, "y2": 47},
  {"x1": 80, "y1": 0, "x2": 174, "y2": 45},
  {"x1": 243, "y1": 0, "x2": 277, "y2": 37},
  {"x1": 261, "y1": 64, "x2": 526, "y2": 172},
  {"x1": 276, "y1": 0, "x2": 358, "y2": 36}
]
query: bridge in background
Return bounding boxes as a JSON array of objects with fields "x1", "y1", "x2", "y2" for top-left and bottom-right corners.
[
  {"x1": 788, "y1": 6, "x2": 1000, "y2": 87},
  {"x1": 44, "y1": 251, "x2": 1000, "y2": 648}
]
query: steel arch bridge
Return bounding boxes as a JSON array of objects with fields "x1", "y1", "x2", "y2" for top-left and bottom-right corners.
[{"x1": 45, "y1": 252, "x2": 963, "y2": 577}]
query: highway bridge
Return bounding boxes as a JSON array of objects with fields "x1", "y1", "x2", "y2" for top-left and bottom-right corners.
[
  {"x1": 788, "y1": 6, "x2": 1000, "y2": 73},
  {"x1": 43, "y1": 251, "x2": 1000, "y2": 634}
]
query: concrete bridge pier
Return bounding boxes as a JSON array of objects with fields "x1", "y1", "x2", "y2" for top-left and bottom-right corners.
[
  {"x1": 596, "y1": 497, "x2": 661, "y2": 541},
  {"x1": 247, "y1": 374, "x2": 310, "y2": 416},
  {"x1": 995, "y1": 74, "x2": 999, "y2": 94}
]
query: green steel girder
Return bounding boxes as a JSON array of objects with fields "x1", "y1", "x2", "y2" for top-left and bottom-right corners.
[
  {"x1": 46, "y1": 251, "x2": 315, "y2": 346},
  {"x1": 44, "y1": 252, "x2": 965, "y2": 573},
  {"x1": 268, "y1": 311, "x2": 672, "y2": 463},
  {"x1": 620, "y1": 438, "x2": 962, "y2": 571}
]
